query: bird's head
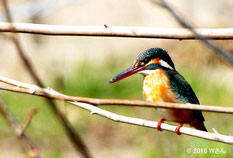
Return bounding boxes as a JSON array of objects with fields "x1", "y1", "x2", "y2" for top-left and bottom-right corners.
[{"x1": 109, "y1": 48, "x2": 175, "y2": 84}]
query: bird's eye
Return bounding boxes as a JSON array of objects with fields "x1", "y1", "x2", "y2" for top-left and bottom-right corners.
[
  {"x1": 143, "y1": 58, "x2": 149, "y2": 63},
  {"x1": 134, "y1": 61, "x2": 145, "y2": 67},
  {"x1": 139, "y1": 62, "x2": 145, "y2": 66}
]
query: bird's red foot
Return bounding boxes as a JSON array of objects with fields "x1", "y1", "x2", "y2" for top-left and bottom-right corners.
[
  {"x1": 175, "y1": 123, "x2": 184, "y2": 135},
  {"x1": 157, "y1": 119, "x2": 165, "y2": 131}
]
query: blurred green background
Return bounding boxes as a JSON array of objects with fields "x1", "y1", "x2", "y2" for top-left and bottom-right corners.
[{"x1": 0, "y1": 0, "x2": 233, "y2": 158}]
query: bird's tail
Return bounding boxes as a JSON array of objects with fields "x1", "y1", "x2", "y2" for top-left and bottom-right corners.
[{"x1": 190, "y1": 121, "x2": 207, "y2": 132}]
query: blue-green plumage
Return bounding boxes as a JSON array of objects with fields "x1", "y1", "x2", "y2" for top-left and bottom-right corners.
[{"x1": 166, "y1": 70, "x2": 205, "y2": 123}]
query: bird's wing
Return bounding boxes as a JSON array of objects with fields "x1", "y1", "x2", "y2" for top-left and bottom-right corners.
[{"x1": 166, "y1": 70, "x2": 205, "y2": 122}]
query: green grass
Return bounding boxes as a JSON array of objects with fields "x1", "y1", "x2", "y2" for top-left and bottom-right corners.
[{"x1": 0, "y1": 58, "x2": 232, "y2": 157}]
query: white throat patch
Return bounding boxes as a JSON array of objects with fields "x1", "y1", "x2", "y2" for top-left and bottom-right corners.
[{"x1": 160, "y1": 60, "x2": 173, "y2": 70}]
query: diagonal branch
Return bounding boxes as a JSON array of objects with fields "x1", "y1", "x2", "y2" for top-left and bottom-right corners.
[
  {"x1": 0, "y1": 76, "x2": 232, "y2": 145},
  {"x1": 0, "y1": 97, "x2": 39, "y2": 158},
  {"x1": 69, "y1": 101, "x2": 233, "y2": 145},
  {"x1": 0, "y1": 76, "x2": 232, "y2": 114},
  {"x1": 0, "y1": 22, "x2": 233, "y2": 40},
  {"x1": 152, "y1": 0, "x2": 233, "y2": 66},
  {"x1": 21, "y1": 108, "x2": 39, "y2": 135},
  {"x1": 0, "y1": 1, "x2": 92, "y2": 158}
]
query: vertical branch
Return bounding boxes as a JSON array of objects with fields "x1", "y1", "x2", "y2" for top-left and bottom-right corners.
[
  {"x1": 0, "y1": 97, "x2": 39, "y2": 158},
  {"x1": 0, "y1": 1, "x2": 92, "y2": 158}
]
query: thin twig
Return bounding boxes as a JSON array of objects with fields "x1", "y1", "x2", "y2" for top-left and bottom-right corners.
[
  {"x1": 0, "y1": 22, "x2": 233, "y2": 40},
  {"x1": 0, "y1": 97, "x2": 39, "y2": 158},
  {"x1": 21, "y1": 108, "x2": 39, "y2": 135},
  {"x1": 0, "y1": 76, "x2": 232, "y2": 114},
  {"x1": 152, "y1": 0, "x2": 233, "y2": 66},
  {"x1": 212, "y1": 128, "x2": 220, "y2": 135},
  {"x1": 0, "y1": 1, "x2": 92, "y2": 158}
]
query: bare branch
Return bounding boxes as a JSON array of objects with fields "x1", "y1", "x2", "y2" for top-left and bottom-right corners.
[
  {"x1": 0, "y1": 1, "x2": 92, "y2": 158},
  {"x1": 69, "y1": 102, "x2": 233, "y2": 145},
  {"x1": 0, "y1": 22, "x2": 233, "y2": 40},
  {"x1": 21, "y1": 108, "x2": 39, "y2": 135},
  {"x1": 0, "y1": 98, "x2": 39, "y2": 158},
  {"x1": 0, "y1": 76, "x2": 232, "y2": 145},
  {"x1": 0, "y1": 76, "x2": 232, "y2": 114},
  {"x1": 151, "y1": 0, "x2": 233, "y2": 66}
]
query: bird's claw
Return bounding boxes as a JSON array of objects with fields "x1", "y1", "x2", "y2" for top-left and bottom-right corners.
[
  {"x1": 157, "y1": 119, "x2": 165, "y2": 131},
  {"x1": 175, "y1": 123, "x2": 184, "y2": 135}
]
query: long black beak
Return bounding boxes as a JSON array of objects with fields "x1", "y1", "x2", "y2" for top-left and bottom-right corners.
[{"x1": 109, "y1": 66, "x2": 145, "y2": 84}]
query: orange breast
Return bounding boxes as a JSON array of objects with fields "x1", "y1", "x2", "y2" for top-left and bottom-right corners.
[
  {"x1": 143, "y1": 69, "x2": 178, "y2": 103},
  {"x1": 143, "y1": 70, "x2": 194, "y2": 123}
]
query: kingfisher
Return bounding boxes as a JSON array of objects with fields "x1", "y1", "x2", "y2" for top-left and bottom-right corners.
[{"x1": 109, "y1": 48, "x2": 207, "y2": 135}]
